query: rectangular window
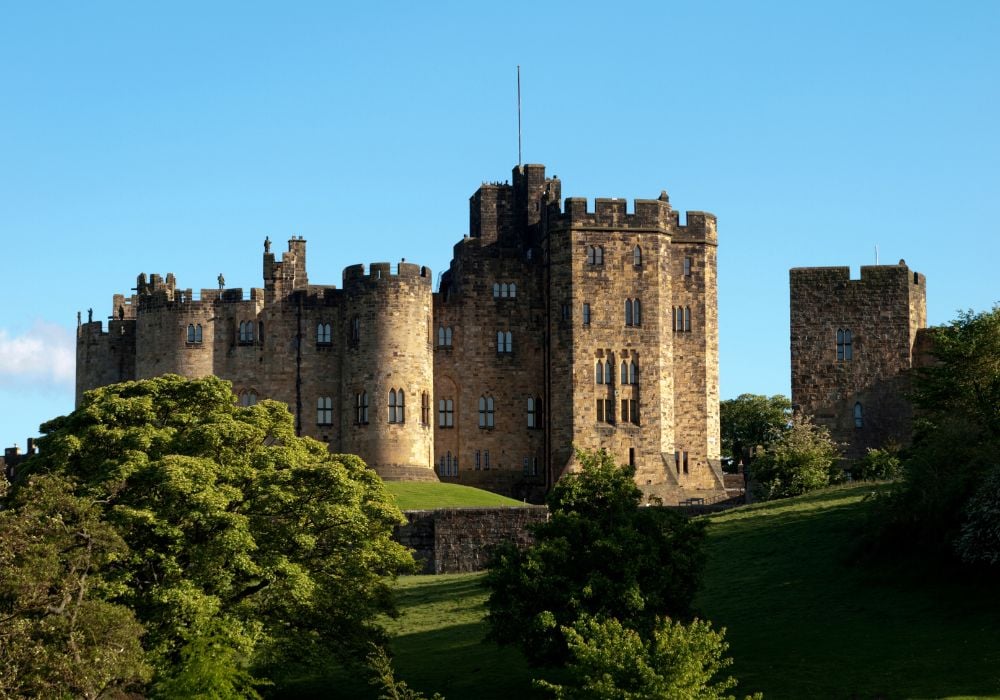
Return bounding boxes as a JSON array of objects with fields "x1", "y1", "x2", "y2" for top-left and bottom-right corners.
[
  {"x1": 475, "y1": 450, "x2": 481, "y2": 470},
  {"x1": 561, "y1": 303, "x2": 571, "y2": 320},
  {"x1": 438, "y1": 399, "x2": 454, "y2": 428},
  {"x1": 317, "y1": 397, "x2": 333, "y2": 425},
  {"x1": 683, "y1": 451, "x2": 689, "y2": 474},
  {"x1": 606, "y1": 399, "x2": 615, "y2": 424},
  {"x1": 532, "y1": 457, "x2": 538, "y2": 476},
  {"x1": 523, "y1": 457, "x2": 530, "y2": 474},
  {"x1": 629, "y1": 448, "x2": 636, "y2": 468},
  {"x1": 421, "y1": 393, "x2": 430, "y2": 425},
  {"x1": 684, "y1": 307, "x2": 691, "y2": 332},
  {"x1": 630, "y1": 399, "x2": 639, "y2": 425},
  {"x1": 582, "y1": 303, "x2": 591, "y2": 326},
  {"x1": 674, "y1": 451, "x2": 681, "y2": 474},
  {"x1": 596, "y1": 399, "x2": 604, "y2": 423},
  {"x1": 621, "y1": 398, "x2": 629, "y2": 424},
  {"x1": 683, "y1": 256, "x2": 692, "y2": 277},
  {"x1": 484, "y1": 450, "x2": 490, "y2": 470}
]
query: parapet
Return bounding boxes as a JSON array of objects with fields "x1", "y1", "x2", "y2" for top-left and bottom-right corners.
[
  {"x1": 790, "y1": 262, "x2": 922, "y2": 288},
  {"x1": 551, "y1": 192, "x2": 694, "y2": 233},
  {"x1": 342, "y1": 262, "x2": 432, "y2": 287}
]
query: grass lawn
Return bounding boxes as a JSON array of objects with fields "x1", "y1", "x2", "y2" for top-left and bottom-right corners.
[
  {"x1": 385, "y1": 481, "x2": 526, "y2": 510},
  {"x1": 697, "y1": 483, "x2": 1000, "y2": 700},
  {"x1": 275, "y1": 484, "x2": 1000, "y2": 699}
]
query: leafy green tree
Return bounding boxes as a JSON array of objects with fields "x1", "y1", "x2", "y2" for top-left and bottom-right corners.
[
  {"x1": 750, "y1": 415, "x2": 841, "y2": 500},
  {"x1": 719, "y1": 394, "x2": 791, "y2": 464},
  {"x1": 878, "y1": 305, "x2": 1000, "y2": 560},
  {"x1": 14, "y1": 374, "x2": 415, "y2": 693},
  {"x1": 535, "y1": 615, "x2": 761, "y2": 700},
  {"x1": 0, "y1": 474, "x2": 151, "y2": 698},
  {"x1": 485, "y1": 449, "x2": 706, "y2": 666}
]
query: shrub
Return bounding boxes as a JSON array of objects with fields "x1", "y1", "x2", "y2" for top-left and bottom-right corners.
[
  {"x1": 751, "y1": 415, "x2": 840, "y2": 500},
  {"x1": 855, "y1": 447, "x2": 903, "y2": 481},
  {"x1": 954, "y1": 466, "x2": 1000, "y2": 567}
]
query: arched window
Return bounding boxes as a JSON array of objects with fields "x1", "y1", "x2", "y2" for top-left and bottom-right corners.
[
  {"x1": 438, "y1": 326, "x2": 445, "y2": 347},
  {"x1": 854, "y1": 402, "x2": 864, "y2": 428},
  {"x1": 527, "y1": 397, "x2": 537, "y2": 428},
  {"x1": 629, "y1": 360, "x2": 638, "y2": 385},
  {"x1": 497, "y1": 331, "x2": 512, "y2": 353},
  {"x1": 317, "y1": 322, "x2": 332, "y2": 344},
  {"x1": 604, "y1": 359, "x2": 613, "y2": 385},
  {"x1": 388, "y1": 389, "x2": 398, "y2": 423},
  {"x1": 501, "y1": 283, "x2": 509, "y2": 298},
  {"x1": 509, "y1": 283, "x2": 516, "y2": 298},
  {"x1": 633, "y1": 245, "x2": 642, "y2": 266},
  {"x1": 633, "y1": 299, "x2": 641, "y2": 326},
  {"x1": 837, "y1": 329, "x2": 853, "y2": 361},
  {"x1": 398, "y1": 390, "x2": 405, "y2": 423},
  {"x1": 625, "y1": 299, "x2": 633, "y2": 326},
  {"x1": 239, "y1": 321, "x2": 254, "y2": 343},
  {"x1": 187, "y1": 324, "x2": 196, "y2": 343},
  {"x1": 421, "y1": 392, "x2": 430, "y2": 425},
  {"x1": 586, "y1": 245, "x2": 604, "y2": 265},
  {"x1": 317, "y1": 397, "x2": 333, "y2": 425},
  {"x1": 586, "y1": 246, "x2": 595, "y2": 265},
  {"x1": 620, "y1": 361, "x2": 628, "y2": 385},
  {"x1": 684, "y1": 306, "x2": 691, "y2": 332},
  {"x1": 596, "y1": 360, "x2": 604, "y2": 384},
  {"x1": 479, "y1": 395, "x2": 495, "y2": 428},
  {"x1": 493, "y1": 283, "x2": 501, "y2": 298},
  {"x1": 195, "y1": 324, "x2": 203, "y2": 343},
  {"x1": 240, "y1": 390, "x2": 258, "y2": 407},
  {"x1": 351, "y1": 316, "x2": 360, "y2": 342}
]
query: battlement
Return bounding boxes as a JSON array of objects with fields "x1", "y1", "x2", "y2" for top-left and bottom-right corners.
[
  {"x1": 342, "y1": 261, "x2": 432, "y2": 286},
  {"x1": 548, "y1": 192, "x2": 715, "y2": 237},
  {"x1": 790, "y1": 261, "x2": 923, "y2": 288}
]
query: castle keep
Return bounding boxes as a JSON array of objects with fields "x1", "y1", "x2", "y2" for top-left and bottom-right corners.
[
  {"x1": 77, "y1": 164, "x2": 725, "y2": 503},
  {"x1": 790, "y1": 261, "x2": 928, "y2": 460}
]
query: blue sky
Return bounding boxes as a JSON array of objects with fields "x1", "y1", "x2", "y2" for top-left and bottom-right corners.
[{"x1": 1, "y1": 1, "x2": 997, "y2": 451}]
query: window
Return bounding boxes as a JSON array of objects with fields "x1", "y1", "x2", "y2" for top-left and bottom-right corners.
[
  {"x1": 674, "y1": 451, "x2": 681, "y2": 474},
  {"x1": 317, "y1": 397, "x2": 333, "y2": 425},
  {"x1": 437, "y1": 325, "x2": 453, "y2": 347},
  {"x1": 597, "y1": 398, "x2": 614, "y2": 424},
  {"x1": 583, "y1": 303, "x2": 591, "y2": 326},
  {"x1": 683, "y1": 256, "x2": 692, "y2": 277},
  {"x1": 239, "y1": 321, "x2": 254, "y2": 344},
  {"x1": 673, "y1": 307, "x2": 680, "y2": 331},
  {"x1": 621, "y1": 398, "x2": 629, "y2": 424},
  {"x1": 674, "y1": 306, "x2": 692, "y2": 332},
  {"x1": 438, "y1": 398, "x2": 454, "y2": 428},
  {"x1": 561, "y1": 304, "x2": 571, "y2": 320},
  {"x1": 630, "y1": 399, "x2": 639, "y2": 425},
  {"x1": 421, "y1": 392, "x2": 430, "y2": 425},
  {"x1": 586, "y1": 245, "x2": 604, "y2": 266},
  {"x1": 527, "y1": 397, "x2": 541, "y2": 428},
  {"x1": 493, "y1": 283, "x2": 500, "y2": 298},
  {"x1": 629, "y1": 360, "x2": 638, "y2": 385},
  {"x1": 595, "y1": 360, "x2": 604, "y2": 384},
  {"x1": 620, "y1": 361, "x2": 628, "y2": 385},
  {"x1": 523, "y1": 457, "x2": 530, "y2": 474},
  {"x1": 492, "y1": 282, "x2": 517, "y2": 299},
  {"x1": 629, "y1": 448, "x2": 636, "y2": 468},
  {"x1": 187, "y1": 324, "x2": 195, "y2": 343},
  {"x1": 854, "y1": 402, "x2": 863, "y2": 428},
  {"x1": 625, "y1": 299, "x2": 641, "y2": 327},
  {"x1": 317, "y1": 322, "x2": 332, "y2": 345},
  {"x1": 684, "y1": 306, "x2": 691, "y2": 332},
  {"x1": 484, "y1": 450, "x2": 490, "y2": 470},
  {"x1": 497, "y1": 331, "x2": 512, "y2": 354},
  {"x1": 509, "y1": 283, "x2": 516, "y2": 298},
  {"x1": 478, "y1": 395, "x2": 495, "y2": 428},
  {"x1": 683, "y1": 451, "x2": 689, "y2": 474},
  {"x1": 837, "y1": 329, "x2": 853, "y2": 361},
  {"x1": 240, "y1": 390, "x2": 258, "y2": 407},
  {"x1": 195, "y1": 324, "x2": 203, "y2": 343},
  {"x1": 355, "y1": 391, "x2": 369, "y2": 424},
  {"x1": 633, "y1": 245, "x2": 642, "y2": 267},
  {"x1": 351, "y1": 316, "x2": 360, "y2": 342},
  {"x1": 531, "y1": 457, "x2": 538, "y2": 476},
  {"x1": 187, "y1": 323, "x2": 203, "y2": 344},
  {"x1": 604, "y1": 359, "x2": 612, "y2": 385},
  {"x1": 475, "y1": 450, "x2": 481, "y2": 470},
  {"x1": 388, "y1": 389, "x2": 405, "y2": 424}
]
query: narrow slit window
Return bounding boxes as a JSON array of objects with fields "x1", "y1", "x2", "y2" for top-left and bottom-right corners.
[
  {"x1": 633, "y1": 245, "x2": 642, "y2": 266},
  {"x1": 854, "y1": 402, "x2": 863, "y2": 428}
]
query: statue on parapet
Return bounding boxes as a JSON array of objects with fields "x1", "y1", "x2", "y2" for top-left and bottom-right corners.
[
  {"x1": 264, "y1": 236, "x2": 271, "y2": 253},
  {"x1": 218, "y1": 274, "x2": 225, "y2": 290},
  {"x1": 87, "y1": 308, "x2": 93, "y2": 323}
]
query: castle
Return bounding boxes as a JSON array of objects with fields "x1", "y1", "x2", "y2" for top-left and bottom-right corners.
[
  {"x1": 77, "y1": 164, "x2": 725, "y2": 503},
  {"x1": 790, "y1": 261, "x2": 931, "y2": 460}
]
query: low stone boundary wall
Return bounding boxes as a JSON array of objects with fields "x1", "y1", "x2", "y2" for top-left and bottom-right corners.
[{"x1": 395, "y1": 506, "x2": 549, "y2": 574}]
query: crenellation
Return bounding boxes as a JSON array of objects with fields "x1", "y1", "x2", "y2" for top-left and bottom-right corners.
[{"x1": 77, "y1": 163, "x2": 723, "y2": 504}]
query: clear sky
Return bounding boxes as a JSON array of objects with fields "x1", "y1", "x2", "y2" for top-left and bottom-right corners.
[{"x1": 1, "y1": 1, "x2": 997, "y2": 451}]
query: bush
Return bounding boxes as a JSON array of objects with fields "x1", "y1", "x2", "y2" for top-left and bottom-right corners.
[
  {"x1": 954, "y1": 466, "x2": 1000, "y2": 567},
  {"x1": 485, "y1": 449, "x2": 706, "y2": 666},
  {"x1": 751, "y1": 415, "x2": 841, "y2": 500},
  {"x1": 854, "y1": 447, "x2": 903, "y2": 481},
  {"x1": 535, "y1": 615, "x2": 761, "y2": 700}
]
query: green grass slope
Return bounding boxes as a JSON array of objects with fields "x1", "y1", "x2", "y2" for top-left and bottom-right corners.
[
  {"x1": 385, "y1": 481, "x2": 526, "y2": 510},
  {"x1": 698, "y1": 484, "x2": 1000, "y2": 700}
]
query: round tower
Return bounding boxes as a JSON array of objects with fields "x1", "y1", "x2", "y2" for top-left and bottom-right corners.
[
  {"x1": 134, "y1": 276, "x2": 215, "y2": 380},
  {"x1": 341, "y1": 261, "x2": 436, "y2": 481}
]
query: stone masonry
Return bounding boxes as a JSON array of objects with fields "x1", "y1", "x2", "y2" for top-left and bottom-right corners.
[
  {"x1": 77, "y1": 164, "x2": 726, "y2": 504},
  {"x1": 790, "y1": 261, "x2": 928, "y2": 460}
]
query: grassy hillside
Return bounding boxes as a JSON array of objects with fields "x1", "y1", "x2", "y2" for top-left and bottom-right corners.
[
  {"x1": 276, "y1": 484, "x2": 1000, "y2": 699},
  {"x1": 384, "y1": 481, "x2": 526, "y2": 510},
  {"x1": 698, "y1": 484, "x2": 1000, "y2": 699}
]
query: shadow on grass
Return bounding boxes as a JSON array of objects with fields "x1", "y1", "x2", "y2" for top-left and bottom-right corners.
[{"x1": 698, "y1": 485, "x2": 1000, "y2": 700}]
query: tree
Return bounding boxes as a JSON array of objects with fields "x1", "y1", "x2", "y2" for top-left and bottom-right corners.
[
  {"x1": 485, "y1": 449, "x2": 706, "y2": 666},
  {"x1": 750, "y1": 414, "x2": 841, "y2": 500},
  {"x1": 877, "y1": 305, "x2": 1000, "y2": 561},
  {"x1": 854, "y1": 447, "x2": 903, "y2": 481},
  {"x1": 535, "y1": 615, "x2": 761, "y2": 700},
  {"x1": 719, "y1": 394, "x2": 791, "y2": 465},
  {"x1": 11, "y1": 374, "x2": 415, "y2": 693}
]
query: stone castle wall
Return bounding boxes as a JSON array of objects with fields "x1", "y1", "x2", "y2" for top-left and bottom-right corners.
[
  {"x1": 76, "y1": 164, "x2": 725, "y2": 503},
  {"x1": 790, "y1": 262, "x2": 927, "y2": 460}
]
